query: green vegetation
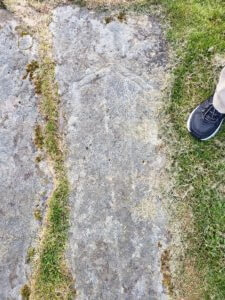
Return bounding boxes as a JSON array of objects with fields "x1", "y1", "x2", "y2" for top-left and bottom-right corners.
[
  {"x1": 18, "y1": 0, "x2": 225, "y2": 298},
  {"x1": 30, "y1": 56, "x2": 75, "y2": 299},
  {"x1": 117, "y1": 11, "x2": 126, "y2": 22},
  {"x1": 35, "y1": 155, "x2": 43, "y2": 163},
  {"x1": 110, "y1": 0, "x2": 225, "y2": 297},
  {"x1": 138, "y1": 0, "x2": 225, "y2": 298},
  {"x1": 24, "y1": 61, "x2": 39, "y2": 81},
  {"x1": 26, "y1": 247, "x2": 36, "y2": 264},
  {"x1": 34, "y1": 124, "x2": 44, "y2": 149},
  {"x1": 105, "y1": 15, "x2": 114, "y2": 23},
  {"x1": 34, "y1": 208, "x2": 42, "y2": 221},
  {"x1": 24, "y1": 39, "x2": 75, "y2": 298},
  {"x1": 21, "y1": 284, "x2": 31, "y2": 300},
  {"x1": 50, "y1": 0, "x2": 225, "y2": 297},
  {"x1": 161, "y1": 249, "x2": 173, "y2": 296}
]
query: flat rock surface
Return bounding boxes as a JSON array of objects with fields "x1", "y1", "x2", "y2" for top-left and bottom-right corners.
[
  {"x1": 0, "y1": 10, "x2": 52, "y2": 299},
  {"x1": 52, "y1": 6, "x2": 170, "y2": 299}
]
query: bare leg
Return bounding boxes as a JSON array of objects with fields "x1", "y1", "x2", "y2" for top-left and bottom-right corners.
[{"x1": 213, "y1": 66, "x2": 225, "y2": 113}]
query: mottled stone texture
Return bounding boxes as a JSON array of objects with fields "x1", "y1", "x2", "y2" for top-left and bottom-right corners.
[
  {"x1": 52, "y1": 6, "x2": 169, "y2": 300},
  {"x1": 0, "y1": 11, "x2": 51, "y2": 299}
]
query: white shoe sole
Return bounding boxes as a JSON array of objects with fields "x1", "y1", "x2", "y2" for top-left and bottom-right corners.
[{"x1": 187, "y1": 105, "x2": 224, "y2": 141}]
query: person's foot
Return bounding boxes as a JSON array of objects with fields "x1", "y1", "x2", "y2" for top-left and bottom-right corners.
[{"x1": 187, "y1": 96, "x2": 225, "y2": 140}]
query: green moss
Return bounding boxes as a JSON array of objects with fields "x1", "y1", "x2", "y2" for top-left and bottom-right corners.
[
  {"x1": 34, "y1": 76, "x2": 42, "y2": 94},
  {"x1": 161, "y1": 249, "x2": 173, "y2": 296},
  {"x1": 35, "y1": 155, "x2": 43, "y2": 163},
  {"x1": 105, "y1": 16, "x2": 114, "y2": 24},
  {"x1": 24, "y1": 61, "x2": 39, "y2": 81},
  {"x1": 117, "y1": 11, "x2": 126, "y2": 22},
  {"x1": 23, "y1": 61, "x2": 42, "y2": 94},
  {"x1": 26, "y1": 247, "x2": 36, "y2": 264},
  {"x1": 20, "y1": 284, "x2": 31, "y2": 300},
  {"x1": 34, "y1": 208, "x2": 42, "y2": 221},
  {"x1": 34, "y1": 125, "x2": 44, "y2": 149}
]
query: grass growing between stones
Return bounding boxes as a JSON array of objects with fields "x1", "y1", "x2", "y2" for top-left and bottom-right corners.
[
  {"x1": 17, "y1": 9, "x2": 75, "y2": 296},
  {"x1": 29, "y1": 55, "x2": 75, "y2": 299},
  {"x1": 133, "y1": 0, "x2": 225, "y2": 298}
]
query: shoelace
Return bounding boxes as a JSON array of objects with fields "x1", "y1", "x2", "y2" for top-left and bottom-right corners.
[{"x1": 203, "y1": 104, "x2": 222, "y2": 122}]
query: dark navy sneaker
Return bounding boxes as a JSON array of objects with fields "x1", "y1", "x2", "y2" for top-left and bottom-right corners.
[{"x1": 187, "y1": 96, "x2": 225, "y2": 140}]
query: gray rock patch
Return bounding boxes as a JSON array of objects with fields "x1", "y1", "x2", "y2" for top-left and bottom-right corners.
[
  {"x1": 0, "y1": 12, "x2": 52, "y2": 299},
  {"x1": 52, "y1": 6, "x2": 170, "y2": 300},
  {"x1": 18, "y1": 35, "x2": 33, "y2": 50}
]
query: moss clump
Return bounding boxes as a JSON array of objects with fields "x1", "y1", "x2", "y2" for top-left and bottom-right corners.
[
  {"x1": 26, "y1": 247, "x2": 35, "y2": 264},
  {"x1": 0, "y1": 1, "x2": 6, "y2": 9},
  {"x1": 34, "y1": 125, "x2": 44, "y2": 149},
  {"x1": 117, "y1": 11, "x2": 126, "y2": 22},
  {"x1": 105, "y1": 16, "x2": 114, "y2": 24},
  {"x1": 20, "y1": 284, "x2": 31, "y2": 300},
  {"x1": 34, "y1": 75, "x2": 42, "y2": 95},
  {"x1": 34, "y1": 208, "x2": 42, "y2": 221},
  {"x1": 161, "y1": 249, "x2": 173, "y2": 295},
  {"x1": 23, "y1": 61, "x2": 42, "y2": 94},
  {"x1": 24, "y1": 61, "x2": 39, "y2": 81},
  {"x1": 35, "y1": 155, "x2": 43, "y2": 163}
]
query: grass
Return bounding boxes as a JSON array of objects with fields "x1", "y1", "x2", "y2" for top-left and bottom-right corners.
[
  {"x1": 33, "y1": 1, "x2": 225, "y2": 298},
  {"x1": 8, "y1": 0, "x2": 224, "y2": 298},
  {"x1": 29, "y1": 56, "x2": 75, "y2": 299},
  {"x1": 23, "y1": 28, "x2": 75, "y2": 299},
  {"x1": 2, "y1": 1, "x2": 76, "y2": 298},
  {"x1": 137, "y1": 0, "x2": 225, "y2": 298},
  {"x1": 105, "y1": 0, "x2": 225, "y2": 297},
  {"x1": 26, "y1": 247, "x2": 36, "y2": 264}
]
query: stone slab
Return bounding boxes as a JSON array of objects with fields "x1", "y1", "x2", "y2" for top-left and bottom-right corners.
[
  {"x1": 0, "y1": 10, "x2": 52, "y2": 299},
  {"x1": 51, "y1": 6, "x2": 170, "y2": 300}
]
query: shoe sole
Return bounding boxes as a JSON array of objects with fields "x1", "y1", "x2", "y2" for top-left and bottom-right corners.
[{"x1": 187, "y1": 105, "x2": 224, "y2": 141}]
